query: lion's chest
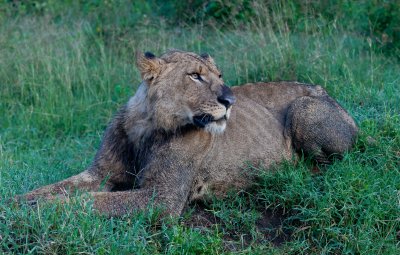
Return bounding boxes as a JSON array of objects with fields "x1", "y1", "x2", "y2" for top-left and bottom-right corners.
[{"x1": 188, "y1": 98, "x2": 293, "y2": 201}]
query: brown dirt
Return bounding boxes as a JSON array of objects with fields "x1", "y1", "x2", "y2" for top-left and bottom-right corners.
[{"x1": 183, "y1": 201, "x2": 291, "y2": 249}]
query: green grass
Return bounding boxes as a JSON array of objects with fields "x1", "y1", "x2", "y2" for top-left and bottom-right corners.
[{"x1": 1, "y1": 1, "x2": 399, "y2": 254}]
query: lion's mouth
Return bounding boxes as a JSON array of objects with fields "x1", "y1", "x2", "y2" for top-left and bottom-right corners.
[{"x1": 193, "y1": 114, "x2": 227, "y2": 128}]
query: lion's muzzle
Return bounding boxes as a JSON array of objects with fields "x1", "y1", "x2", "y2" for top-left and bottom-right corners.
[{"x1": 193, "y1": 114, "x2": 214, "y2": 128}]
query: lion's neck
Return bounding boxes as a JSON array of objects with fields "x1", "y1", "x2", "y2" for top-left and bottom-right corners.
[
  {"x1": 123, "y1": 83, "x2": 154, "y2": 145},
  {"x1": 123, "y1": 82, "x2": 195, "y2": 150}
]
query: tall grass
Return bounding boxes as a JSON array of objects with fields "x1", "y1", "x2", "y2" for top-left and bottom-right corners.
[{"x1": 1, "y1": 1, "x2": 399, "y2": 254}]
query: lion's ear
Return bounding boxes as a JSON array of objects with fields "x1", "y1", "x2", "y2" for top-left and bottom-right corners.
[{"x1": 135, "y1": 51, "x2": 164, "y2": 82}]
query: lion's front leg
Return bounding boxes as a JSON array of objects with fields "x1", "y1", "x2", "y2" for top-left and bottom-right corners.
[
  {"x1": 17, "y1": 170, "x2": 111, "y2": 204},
  {"x1": 17, "y1": 112, "x2": 138, "y2": 204},
  {"x1": 87, "y1": 188, "x2": 188, "y2": 217},
  {"x1": 83, "y1": 163, "x2": 195, "y2": 217},
  {"x1": 88, "y1": 143, "x2": 199, "y2": 217}
]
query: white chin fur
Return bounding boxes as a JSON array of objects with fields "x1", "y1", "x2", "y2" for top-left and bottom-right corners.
[
  {"x1": 226, "y1": 107, "x2": 232, "y2": 119},
  {"x1": 205, "y1": 121, "x2": 226, "y2": 134}
]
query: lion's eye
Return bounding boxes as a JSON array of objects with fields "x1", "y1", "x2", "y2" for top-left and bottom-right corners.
[
  {"x1": 190, "y1": 73, "x2": 202, "y2": 81},
  {"x1": 219, "y1": 74, "x2": 222, "y2": 78}
]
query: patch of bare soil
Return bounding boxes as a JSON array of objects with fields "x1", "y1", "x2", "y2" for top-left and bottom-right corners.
[{"x1": 183, "y1": 201, "x2": 291, "y2": 249}]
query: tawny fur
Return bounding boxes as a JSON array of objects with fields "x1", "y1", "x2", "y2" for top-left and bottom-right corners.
[{"x1": 18, "y1": 50, "x2": 358, "y2": 217}]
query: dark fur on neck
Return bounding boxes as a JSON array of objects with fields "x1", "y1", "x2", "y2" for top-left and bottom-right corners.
[{"x1": 90, "y1": 93, "x2": 196, "y2": 191}]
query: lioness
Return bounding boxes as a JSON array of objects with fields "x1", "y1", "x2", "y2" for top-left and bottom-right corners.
[{"x1": 19, "y1": 50, "x2": 358, "y2": 216}]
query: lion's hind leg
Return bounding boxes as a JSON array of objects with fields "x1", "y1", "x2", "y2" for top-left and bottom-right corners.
[{"x1": 285, "y1": 95, "x2": 358, "y2": 164}]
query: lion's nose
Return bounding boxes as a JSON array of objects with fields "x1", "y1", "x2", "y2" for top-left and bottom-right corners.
[
  {"x1": 218, "y1": 95, "x2": 235, "y2": 108},
  {"x1": 218, "y1": 85, "x2": 236, "y2": 108}
]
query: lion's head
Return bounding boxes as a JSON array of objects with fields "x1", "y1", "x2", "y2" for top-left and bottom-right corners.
[{"x1": 133, "y1": 50, "x2": 236, "y2": 135}]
